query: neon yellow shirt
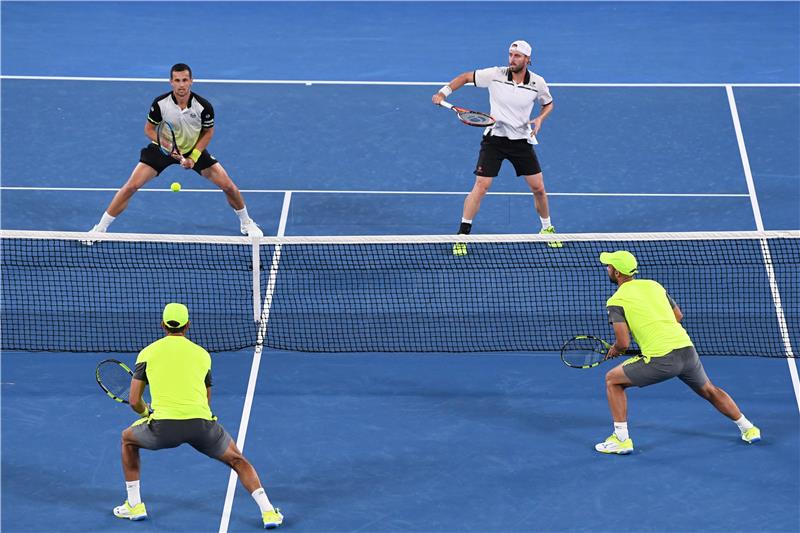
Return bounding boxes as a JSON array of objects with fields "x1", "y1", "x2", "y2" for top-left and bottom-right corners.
[
  {"x1": 135, "y1": 336, "x2": 213, "y2": 420},
  {"x1": 606, "y1": 279, "x2": 693, "y2": 357}
]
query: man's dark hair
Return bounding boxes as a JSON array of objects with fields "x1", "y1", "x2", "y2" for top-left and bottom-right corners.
[
  {"x1": 170, "y1": 63, "x2": 192, "y2": 79},
  {"x1": 164, "y1": 320, "x2": 188, "y2": 334}
]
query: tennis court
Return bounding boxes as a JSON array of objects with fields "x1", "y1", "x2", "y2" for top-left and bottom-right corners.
[{"x1": 2, "y1": 2, "x2": 799, "y2": 533}]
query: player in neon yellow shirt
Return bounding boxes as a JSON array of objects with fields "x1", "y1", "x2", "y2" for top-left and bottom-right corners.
[
  {"x1": 595, "y1": 250, "x2": 761, "y2": 455},
  {"x1": 113, "y1": 303, "x2": 283, "y2": 528}
]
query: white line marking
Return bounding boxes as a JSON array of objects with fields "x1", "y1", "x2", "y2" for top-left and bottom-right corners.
[
  {"x1": 219, "y1": 193, "x2": 291, "y2": 533},
  {"x1": 1, "y1": 75, "x2": 798, "y2": 88},
  {"x1": 0, "y1": 186, "x2": 749, "y2": 198},
  {"x1": 727, "y1": 84, "x2": 800, "y2": 414}
]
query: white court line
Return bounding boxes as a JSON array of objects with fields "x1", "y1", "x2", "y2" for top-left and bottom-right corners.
[
  {"x1": 0, "y1": 186, "x2": 749, "y2": 198},
  {"x1": 726, "y1": 85, "x2": 800, "y2": 415},
  {"x1": 218, "y1": 192, "x2": 292, "y2": 533},
  {"x1": 1, "y1": 74, "x2": 798, "y2": 87}
]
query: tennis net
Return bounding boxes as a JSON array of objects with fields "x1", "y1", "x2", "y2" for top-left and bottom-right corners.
[{"x1": 1, "y1": 229, "x2": 798, "y2": 356}]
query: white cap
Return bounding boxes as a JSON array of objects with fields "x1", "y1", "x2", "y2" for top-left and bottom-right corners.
[{"x1": 509, "y1": 40, "x2": 532, "y2": 57}]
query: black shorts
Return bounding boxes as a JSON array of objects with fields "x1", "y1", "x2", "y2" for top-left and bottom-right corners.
[
  {"x1": 474, "y1": 134, "x2": 542, "y2": 177},
  {"x1": 139, "y1": 143, "x2": 220, "y2": 175},
  {"x1": 129, "y1": 418, "x2": 233, "y2": 459}
]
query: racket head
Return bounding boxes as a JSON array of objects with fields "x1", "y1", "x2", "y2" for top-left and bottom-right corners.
[
  {"x1": 560, "y1": 335, "x2": 612, "y2": 369},
  {"x1": 155, "y1": 121, "x2": 178, "y2": 157},
  {"x1": 454, "y1": 107, "x2": 496, "y2": 127},
  {"x1": 95, "y1": 358, "x2": 134, "y2": 403}
]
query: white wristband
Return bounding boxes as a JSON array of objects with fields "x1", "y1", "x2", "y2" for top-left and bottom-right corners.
[{"x1": 439, "y1": 85, "x2": 453, "y2": 97}]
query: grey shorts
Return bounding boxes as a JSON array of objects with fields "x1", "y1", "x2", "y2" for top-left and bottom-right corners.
[
  {"x1": 130, "y1": 418, "x2": 232, "y2": 459},
  {"x1": 622, "y1": 346, "x2": 709, "y2": 391}
]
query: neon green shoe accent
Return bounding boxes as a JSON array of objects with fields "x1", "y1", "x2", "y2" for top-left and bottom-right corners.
[
  {"x1": 594, "y1": 433, "x2": 633, "y2": 455},
  {"x1": 741, "y1": 426, "x2": 761, "y2": 444},
  {"x1": 262, "y1": 507, "x2": 284, "y2": 529},
  {"x1": 113, "y1": 500, "x2": 147, "y2": 521},
  {"x1": 540, "y1": 226, "x2": 563, "y2": 248},
  {"x1": 452, "y1": 242, "x2": 467, "y2": 256}
]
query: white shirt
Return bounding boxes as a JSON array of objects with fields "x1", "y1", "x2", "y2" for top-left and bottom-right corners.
[
  {"x1": 473, "y1": 67, "x2": 553, "y2": 144},
  {"x1": 147, "y1": 92, "x2": 215, "y2": 154}
]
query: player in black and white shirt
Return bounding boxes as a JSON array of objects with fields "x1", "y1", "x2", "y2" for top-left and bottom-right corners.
[
  {"x1": 432, "y1": 40, "x2": 561, "y2": 252},
  {"x1": 86, "y1": 63, "x2": 261, "y2": 237}
]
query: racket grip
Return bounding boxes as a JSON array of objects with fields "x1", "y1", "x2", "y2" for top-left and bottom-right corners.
[{"x1": 438, "y1": 101, "x2": 454, "y2": 110}]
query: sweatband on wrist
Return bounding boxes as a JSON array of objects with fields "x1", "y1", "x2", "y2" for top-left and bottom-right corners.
[
  {"x1": 439, "y1": 85, "x2": 453, "y2": 97},
  {"x1": 189, "y1": 149, "x2": 202, "y2": 163}
]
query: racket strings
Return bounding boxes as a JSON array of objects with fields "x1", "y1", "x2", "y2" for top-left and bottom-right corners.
[
  {"x1": 458, "y1": 111, "x2": 495, "y2": 126},
  {"x1": 98, "y1": 362, "x2": 132, "y2": 400}
]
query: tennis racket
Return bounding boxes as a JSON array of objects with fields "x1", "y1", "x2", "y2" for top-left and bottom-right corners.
[
  {"x1": 560, "y1": 335, "x2": 641, "y2": 369},
  {"x1": 155, "y1": 121, "x2": 185, "y2": 164},
  {"x1": 95, "y1": 358, "x2": 134, "y2": 403},
  {"x1": 438, "y1": 101, "x2": 496, "y2": 127}
]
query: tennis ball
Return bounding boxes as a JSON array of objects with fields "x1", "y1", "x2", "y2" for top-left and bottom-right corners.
[{"x1": 170, "y1": 182, "x2": 181, "y2": 192}]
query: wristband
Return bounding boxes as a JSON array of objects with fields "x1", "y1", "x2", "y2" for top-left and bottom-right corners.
[
  {"x1": 439, "y1": 85, "x2": 453, "y2": 97},
  {"x1": 189, "y1": 149, "x2": 202, "y2": 163},
  {"x1": 136, "y1": 403, "x2": 151, "y2": 417}
]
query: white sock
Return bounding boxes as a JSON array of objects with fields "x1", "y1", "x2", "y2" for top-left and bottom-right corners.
[
  {"x1": 540, "y1": 217, "x2": 551, "y2": 230},
  {"x1": 461, "y1": 217, "x2": 472, "y2": 224},
  {"x1": 251, "y1": 487, "x2": 273, "y2": 513},
  {"x1": 97, "y1": 212, "x2": 116, "y2": 231},
  {"x1": 125, "y1": 480, "x2": 141, "y2": 506},
  {"x1": 234, "y1": 206, "x2": 251, "y2": 224},
  {"x1": 734, "y1": 414, "x2": 753, "y2": 432},
  {"x1": 614, "y1": 422, "x2": 629, "y2": 441}
]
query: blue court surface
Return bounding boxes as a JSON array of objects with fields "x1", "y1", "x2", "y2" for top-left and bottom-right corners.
[{"x1": 2, "y1": 2, "x2": 799, "y2": 533}]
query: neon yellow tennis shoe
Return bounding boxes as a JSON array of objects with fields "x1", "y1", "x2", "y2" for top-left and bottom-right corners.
[
  {"x1": 741, "y1": 426, "x2": 761, "y2": 444},
  {"x1": 113, "y1": 500, "x2": 147, "y2": 521},
  {"x1": 540, "y1": 226, "x2": 562, "y2": 248},
  {"x1": 595, "y1": 433, "x2": 633, "y2": 455},
  {"x1": 262, "y1": 508, "x2": 284, "y2": 529},
  {"x1": 452, "y1": 242, "x2": 467, "y2": 256}
]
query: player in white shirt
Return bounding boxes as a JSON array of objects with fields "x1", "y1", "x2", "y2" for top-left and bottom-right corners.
[
  {"x1": 85, "y1": 63, "x2": 261, "y2": 240},
  {"x1": 432, "y1": 40, "x2": 560, "y2": 253}
]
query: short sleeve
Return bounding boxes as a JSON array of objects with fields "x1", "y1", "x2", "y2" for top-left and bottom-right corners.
[
  {"x1": 201, "y1": 102, "x2": 214, "y2": 129},
  {"x1": 666, "y1": 292, "x2": 678, "y2": 309},
  {"x1": 537, "y1": 77, "x2": 553, "y2": 106},
  {"x1": 474, "y1": 67, "x2": 501, "y2": 89},
  {"x1": 133, "y1": 361, "x2": 148, "y2": 383},
  {"x1": 147, "y1": 97, "x2": 162, "y2": 125},
  {"x1": 607, "y1": 305, "x2": 627, "y2": 324}
]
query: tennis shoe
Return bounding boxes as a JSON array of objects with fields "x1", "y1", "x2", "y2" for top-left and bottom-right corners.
[
  {"x1": 540, "y1": 226, "x2": 563, "y2": 248},
  {"x1": 452, "y1": 242, "x2": 468, "y2": 256},
  {"x1": 81, "y1": 224, "x2": 105, "y2": 246},
  {"x1": 241, "y1": 220, "x2": 263, "y2": 237},
  {"x1": 595, "y1": 433, "x2": 633, "y2": 455},
  {"x1": 113, "y1": 500, "x2": 147, "y2": 521},
  {"x1": 262, "y1": 507, "x2": 284, "y2": 529},
  {"x1": 741, "y1": 426, "x2": 761, "y2": 444}
]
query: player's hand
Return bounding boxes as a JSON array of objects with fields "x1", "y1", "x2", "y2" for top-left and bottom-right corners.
[
  {"x1": 529, "y1": 117, "x2": 543, "y2": 135},
  {"x1": 432, "y1": 93, "x2": 446, "y2": 105},
  {"x1": 605, "y1": 346, "x2": 624, "y2": 360},
  {"x1": 181, "y1": 157, "x2": 195, "y2": 169}
]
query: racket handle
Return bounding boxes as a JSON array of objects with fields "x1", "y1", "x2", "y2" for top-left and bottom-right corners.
[{"x1": 438, "y1": 101, "x2": 454, "y2": 110}]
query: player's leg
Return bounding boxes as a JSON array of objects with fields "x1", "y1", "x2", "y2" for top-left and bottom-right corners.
[
  {"x1": 462, "y1": 175, "x2": 494, "y2": 227},
  {"x1": 679, "y1": 348, "x2": 761, "y2": 443},
  {"x1": 88, "y1": 145, "x2": 172, "y2": 239},
  {"x1": 522, "y1": 172, "x2": 561, "y2": 248},
  {"x1": 595, "y1": 363, "x2": 635, "y2": 454},
  {"x1": 216, "y1": 440, "x2": 283, "y2": 528},
  {"x1": 199, "y1": 160, "x2": 261, "y2": 236},
  {"x1": 107, "y1": 163, "x2": 159, "y2": 217},
  {"x1": 114, "y1": 426, "x2": 148, "y2": 520}
]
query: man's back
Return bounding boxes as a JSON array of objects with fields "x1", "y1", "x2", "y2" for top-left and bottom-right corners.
[
  {"x1": 135, "y1": 336, "x2": 212, "y2": 420},
  {"x1": 607, "y1": 279, "x2": 693, "y2": 356}
]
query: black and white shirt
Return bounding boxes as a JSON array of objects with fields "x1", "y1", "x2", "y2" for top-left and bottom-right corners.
[
  {"x1": 474, "y1": 67, "x2": 553, "y2": 144},
  {"x1": 147, "y1": 92, "x2": 214, "y2": 153}
]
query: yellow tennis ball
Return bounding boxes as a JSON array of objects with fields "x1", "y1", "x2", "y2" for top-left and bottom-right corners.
[{"x1": 170, "y1": 182, "x2": 181, "y2": 192}]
